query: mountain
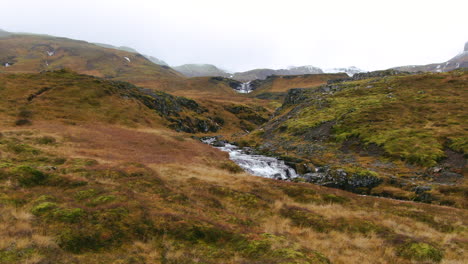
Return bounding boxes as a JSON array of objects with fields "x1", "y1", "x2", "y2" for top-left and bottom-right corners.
[
  {"x1": 323, "y1": 66, "x2": 364, "y2": 76},
  {"x1": 0, "y1": 34, "x2": 181, "y2": 90},
  {"x1": 0, "y1": 28, "x2": 12, "y2": 37},
  {"x1": 173, "y1": 64, "x2": 231, "y2": 78},
  {"x1": 393, "y1": 41, "x2": 468, "y2": 72},
  {"x1": 232, "y1": 66, "x2": 323, "y2": 82},
  {"x1": 94, "y1": 42, "x2": 169, "y2": 66},
  {"x1": 144, "y1": 55, "x2": 169, "y2": 66},
  {"x1": 173, "y1": 64, "x2": 325, "y2": 82},
  {"x1": 242, "y1": 69, "x2": 467, "y2": 208},
  {"x1": 285, "y1": 65, "x2": 324, "y2": 75}
]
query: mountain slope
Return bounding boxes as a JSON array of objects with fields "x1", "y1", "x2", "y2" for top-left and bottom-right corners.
[
  {"x1": 393, "y1": 41, "x2": 468, "y2": 72},
  {"x1": 93, "y1": 42, "x2": 169, "y2": 66},
  {"x1": 242, "y1": 70, "x2": 467, "y2": 208},
  {"x1": 0, "y1": 34, "x2": 183, "y2": 89},
  {"x1": 173, "y1": 64, "x2": 231, "y2": 78}
]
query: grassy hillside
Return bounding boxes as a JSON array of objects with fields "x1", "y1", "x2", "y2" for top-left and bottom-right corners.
[
  {"x1": 0, "y1": 34, "x2": 277, "y2": 114},
  {"x1": 0, "y1": 106, "x2": 467, "y2": 264},
  {"x1": 0, "y1": 70, "x2": 271, "y2": 136},
  {"x1": 251, "y1": 73, "x2": 349, "y2": 100},
  {"x1": 242, "y1": 70, "x2": 468, "y2": 208},
  {"x1": 0, "y1": 34, "x2": 183, "y2": 88}
]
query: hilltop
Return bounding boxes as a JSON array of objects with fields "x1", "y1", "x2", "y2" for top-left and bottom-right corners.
[{"x1": 0, "y1": 34, "x2": 183, "y2": 90}]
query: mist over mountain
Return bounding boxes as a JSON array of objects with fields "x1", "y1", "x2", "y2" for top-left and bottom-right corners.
[
  {"x1": 173, "y1": 64, "x2": 230, "y2": 78},
  {"x1": 393, "y1": 41, "x2": 468, "y2": 72},
  {"x1": 172, "y1": 64, "x2": 364, "y2": 82}
]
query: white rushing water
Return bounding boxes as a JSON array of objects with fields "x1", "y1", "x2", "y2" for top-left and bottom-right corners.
[
  {"x1": 203, "y1": 138, "x2": 298, "y2": 180},
  {"x1": 236, "y1": 82, "x2": 254, "y2": 94}
]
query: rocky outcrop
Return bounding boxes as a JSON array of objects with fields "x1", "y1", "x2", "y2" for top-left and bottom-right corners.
[
  {"x1": 327, "y1": 69, "x2": 410, "y2": 84},
  {"x1": 304, "y1": 167, "x2": 383, "y2": 194},
  {"x1": 111, "y1": 80, "x2": 222, "y2": 133}
]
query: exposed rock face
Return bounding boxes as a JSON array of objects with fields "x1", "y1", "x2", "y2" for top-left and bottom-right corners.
[
  {"x1": 304, "y1": 167, "x2": 383, "y2": 194},
  {"x1": 465, "y1": 41, "x2": 468, "y2": 52},
  {"x1": 283, "y1": 88, "x2": 310, "y2": 106},
  {"x1": 111, "y1": 81, "x2": 221, "y2": 133}
]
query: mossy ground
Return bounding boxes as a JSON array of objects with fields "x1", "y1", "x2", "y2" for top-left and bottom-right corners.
[{"x1": 247, "y1": 70, "x2": 467, "y2": 208}]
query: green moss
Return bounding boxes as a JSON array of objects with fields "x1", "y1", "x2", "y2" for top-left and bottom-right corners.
[
  {"x1": 13, "y1": 165, "x2": 48, "y2": 187},
  {"x1": 6, "y1": 142, "x2": 41, "y2": 155},
  {"x1": 75, "y1": 188, "x2": 98, "y2": 200},
  {"x1": 53, "y1": 208, "x2": 86, "y2": 223},
  {"x1": 35, "y1": 136, "x2": 56, "y2": 145},
  {"x1": 31, "y1": 201, "x2": 57, "y2": 215},
  {"x1": 89, "y1": 195, "x2": 117, "y2": 206},
  {"x1": 0, "y1": 248, "x2": 35, "y2": 263},
  {"x1": 397, "y1": 242, "x2": 443, "y2": 262}
]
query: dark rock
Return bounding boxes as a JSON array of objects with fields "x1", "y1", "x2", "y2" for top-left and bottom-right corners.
[
  {"x1": 302, "y1": 121, "x2": 336, "y2": 141},
  {"x1": 283, "y1": 88, "x2": 309, "y2": 105},
  {"x1": 303, "y1": 167, "x2": 382, "y2": 194},
  {"x1": 413, "y1": 186, "x2": 432, "y2": 194}
]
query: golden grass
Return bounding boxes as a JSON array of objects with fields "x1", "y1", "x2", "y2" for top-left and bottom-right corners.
[{"x1": 0, "y1": 114, "x2": 466, "y2": 263}]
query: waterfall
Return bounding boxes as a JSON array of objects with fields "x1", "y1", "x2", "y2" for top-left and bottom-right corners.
[
  {"x1": 202, "y1": 138, "x2": 298, "y2": 180},
  {"x1": 236, "y1": 82, "x2": 253, "y2": 94}
]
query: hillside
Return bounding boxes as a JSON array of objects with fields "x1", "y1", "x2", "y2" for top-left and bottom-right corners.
[
  {"x1": 173, "y1": 64, "x2": 231, "y2": 78},
  {"x1": 0, "y1": 34, "x2": 183, "y2": 89},
  {"x1": 93, "y1": 42, "x2": 169, "y2": 66},
  {"x1": 0, "y1": 71, "x2": 467, "y2": 264},
  {"x1": 393, "y1": 41, "x2": 468, "y2": 73},
  {"x1": 242, "y1": 70, "x2": 468, "y2": 208},
  {"x1": 250, "y1": 73, "x2": 349, "y2": 100}
]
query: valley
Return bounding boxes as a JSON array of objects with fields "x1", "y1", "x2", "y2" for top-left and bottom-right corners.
[{"x1": 0, "y1": 29, "x2": 466, "y2": 264}]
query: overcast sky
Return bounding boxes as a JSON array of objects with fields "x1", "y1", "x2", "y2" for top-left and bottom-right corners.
[{"x1": 2, "y1": 0, "x2": 467, "y2": 72}]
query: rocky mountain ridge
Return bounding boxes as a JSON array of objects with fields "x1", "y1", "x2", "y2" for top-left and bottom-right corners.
[{"x1": 393, "y1": 41, "x2": 468, "y2": 72}]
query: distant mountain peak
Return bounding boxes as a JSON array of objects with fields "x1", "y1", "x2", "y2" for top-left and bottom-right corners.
[{"x1": 392, "y1": 40, "x2": 468, "y2": 73}]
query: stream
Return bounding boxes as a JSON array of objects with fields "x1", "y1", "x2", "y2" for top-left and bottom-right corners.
[{"x1": 202, "y1": 138, "x2": 298, "y2": 180}]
